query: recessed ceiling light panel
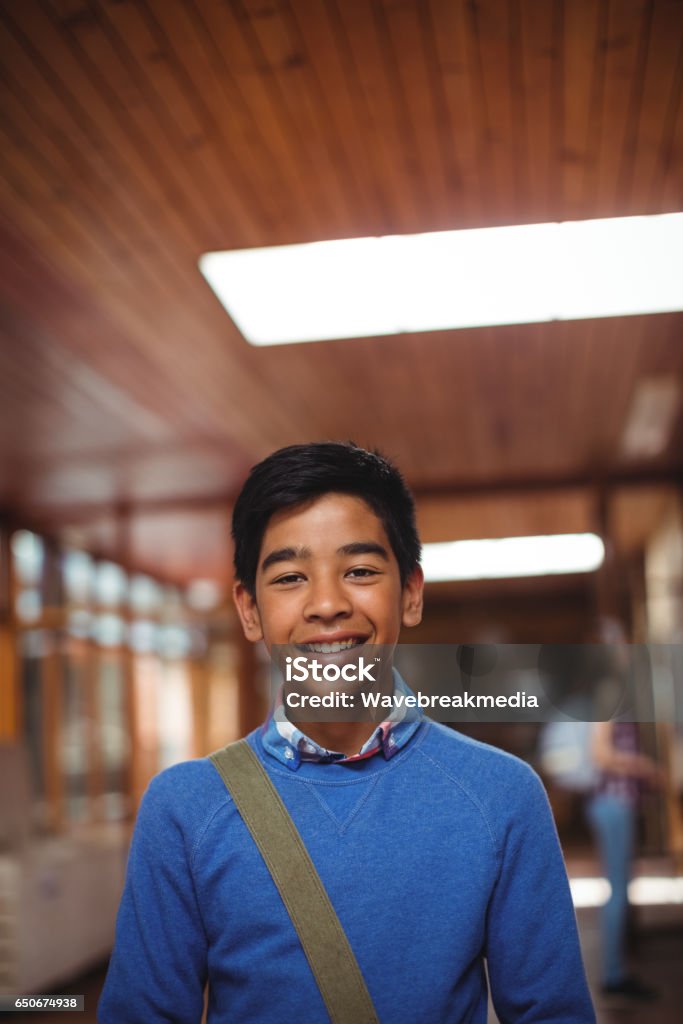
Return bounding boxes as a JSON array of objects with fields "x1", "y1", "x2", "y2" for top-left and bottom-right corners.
[{"x1": 199, "y1": 214, "x2": 683, "y2": 346}]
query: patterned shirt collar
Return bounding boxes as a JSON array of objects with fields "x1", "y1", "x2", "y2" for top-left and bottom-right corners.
[{"x1": 261, "y1": 670, "x2": 423, "y2": 771}]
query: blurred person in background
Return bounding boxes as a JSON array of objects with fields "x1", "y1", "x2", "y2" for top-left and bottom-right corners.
[{"x1": 587, "y1": 621, "x2": 663, "y2": 1004}]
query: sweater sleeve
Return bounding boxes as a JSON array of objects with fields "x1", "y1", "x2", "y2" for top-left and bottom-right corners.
[
  {"x1": 98, "y1": 772, "x2": 208, "y2": 1023},
  {"x1": 485, "y1": 766, "x2": 596, "y2": 1023}
]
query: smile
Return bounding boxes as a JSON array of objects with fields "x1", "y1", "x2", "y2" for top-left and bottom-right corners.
[{"x1": 296, "y1": 638, "x2": 366, "y2": 654}]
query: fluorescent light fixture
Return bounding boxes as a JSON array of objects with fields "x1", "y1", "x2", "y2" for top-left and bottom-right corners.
[
  {"x1": 421, "y1": 533, "x2": 605, "y2": 582},
  {"x1": 620, "y1": 375, "x2": 681, "y2": 458},
  {"x1": 199, "y1": 213, "x2": 683, "y2": 346}
]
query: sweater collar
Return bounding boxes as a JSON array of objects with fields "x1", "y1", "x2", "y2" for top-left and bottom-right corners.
[{"x1": 261, "y1": 670, "x2": 423, "y2": 771}]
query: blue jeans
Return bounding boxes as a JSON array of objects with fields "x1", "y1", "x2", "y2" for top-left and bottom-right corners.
[{"x1": 586, "y1": 792, "x2": 636, "y2": 985}]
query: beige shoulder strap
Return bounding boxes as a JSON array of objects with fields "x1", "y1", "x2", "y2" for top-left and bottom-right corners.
[{"x1": 210, "y1": 739, "x2": 379, "y2": 1024}]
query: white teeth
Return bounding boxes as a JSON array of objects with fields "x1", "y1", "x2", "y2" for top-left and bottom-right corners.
[{"x1": 302, "y1": 639, "x2": 363, "y2": 654}]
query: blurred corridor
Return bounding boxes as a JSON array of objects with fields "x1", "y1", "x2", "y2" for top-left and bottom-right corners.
[{"x1": 1, "y1": 1, "x2": 683, "y2": 1020}]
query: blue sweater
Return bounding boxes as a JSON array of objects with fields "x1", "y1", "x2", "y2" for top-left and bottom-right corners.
[{"x1": 99, "y1": 720, "x2": 595, "y2": 1023}]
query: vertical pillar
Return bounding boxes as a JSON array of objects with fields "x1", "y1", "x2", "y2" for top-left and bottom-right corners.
[
  {"x1": 85, "y1": 644, "x2": 104, "y2": 823},
  {"x1": 42, "y1": 634, "x2": 64, "y2": 832},
  {"x1": 45, "y1": 538, "x2": 67, "y2": 831},
  {"x1": 644, "y1": 490, "x2": 683, "y2": 867},
  {"x1": 191, "y1": 654, "x2": 210, "y2": 757},
  {"x1": 593, "y1": 487, "x2": 666, "y2": 849},
  {"x1": 115, "y1": 504, "x2": 137, "y2": 818},
  {"x1": 0, "y1": 522, "x2": 18, "y2": 740},
  {"x1": 592, "y1": 486, "x2": 625, "y2": 627}
]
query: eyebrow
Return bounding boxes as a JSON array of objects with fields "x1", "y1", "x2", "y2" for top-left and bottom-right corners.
[
  {"x1": 337, "y1": 542, "x2": 389, "y2": 560},
  {"x1": 260, "y1": 541, "x2": 390, "y2": 574},
  {"x1": 261, "y1": 546, "x2": 310, "y2": 573}
]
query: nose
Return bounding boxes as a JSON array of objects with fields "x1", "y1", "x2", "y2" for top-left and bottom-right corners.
[{"x1": 303, "y1": 573, "x2": 353, "y2": 622}]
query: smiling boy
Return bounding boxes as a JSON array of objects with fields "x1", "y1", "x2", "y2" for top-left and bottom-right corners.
[
  {"x1": 99, "y1": 442, "x2": 595, "y2": 1023},
  {"x1": 234, "y1": 488, "x2": 423, "y2": 756}
]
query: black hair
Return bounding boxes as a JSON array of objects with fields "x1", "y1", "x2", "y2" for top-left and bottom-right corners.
[{"x1": 232, "y1": 442, "x2": 421, "y2": 595}]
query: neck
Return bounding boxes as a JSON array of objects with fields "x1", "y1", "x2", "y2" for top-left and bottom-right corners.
[
  {"x1": 290, "y1": 718, "x2": 382, "y2": 758},
  {"x1": 288, "y1": 663, "x2": 395, "y2": 757}
]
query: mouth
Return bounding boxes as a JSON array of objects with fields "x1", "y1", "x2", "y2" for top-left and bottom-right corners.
[{"x1": 295, "y1": 637, "x2": 368, "y2": 655}]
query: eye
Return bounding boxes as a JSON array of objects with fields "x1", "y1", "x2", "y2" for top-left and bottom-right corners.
[
  {"x1": 271, "y1": 572, "x2": 304, "y2": 586},
  {"x1": 345, "y1": 567, "x2": 380, "y2": 578}
]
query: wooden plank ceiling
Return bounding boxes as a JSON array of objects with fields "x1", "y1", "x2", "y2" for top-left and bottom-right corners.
[{"x1": 1, "y1": 0, "x2": 682, "y2": 585}]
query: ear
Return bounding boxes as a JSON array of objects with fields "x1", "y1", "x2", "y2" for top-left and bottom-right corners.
[
  {"x1": 401, "y1": 566, "x2": 424, "y2": 628},
  {"x1": 232, "y1": 581, "x2": 264, "y2": 642}
]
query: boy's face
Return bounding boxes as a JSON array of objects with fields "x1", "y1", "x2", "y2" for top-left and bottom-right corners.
[{"x1": 233, "y1": 492, "x2": 423, "y2": 653}]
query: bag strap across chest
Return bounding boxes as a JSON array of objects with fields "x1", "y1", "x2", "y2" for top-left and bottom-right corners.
[{"x1": 210, "y1": 738, "x2": 379, "y2": 1024}]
